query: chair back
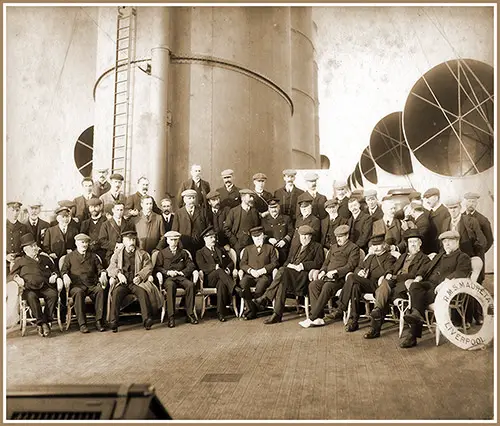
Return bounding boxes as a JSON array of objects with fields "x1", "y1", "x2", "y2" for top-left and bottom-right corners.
[
  {"x1": 358, "y1": 248, "x2": 366, "y2": 267},
  {"x1": 228, "y1": 248, "x2": 237, "y2": 266},
  {"x1": 470, "y1": 256, "x2": 483, "y2": 283},
  {"x1": 57, "y1": 255, "x2": 66, "y2": 271},
  {"x1": 151, "y1": 251, "x2": 159, "y2": 268}
]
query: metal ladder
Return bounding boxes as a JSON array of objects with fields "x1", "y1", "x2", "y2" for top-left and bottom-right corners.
[{"x1": 111, "y1": 6, "x2": 136, "y2": 189}]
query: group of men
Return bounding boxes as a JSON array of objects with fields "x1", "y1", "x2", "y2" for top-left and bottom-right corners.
[{"x1": 6, "y1": 165, "x2": 493, "y2": 348}]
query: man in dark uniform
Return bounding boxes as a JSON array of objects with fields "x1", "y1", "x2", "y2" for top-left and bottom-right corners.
[
  {"x1": 217, "y1": 169, "x2": 241, "y2": 210},
  {"x1": 100, "y1": 173, "x2": 127, "y2": 206},
  {"x1": 238, "y1": 226, "x2": 279, "y2": 320},
  {"x1": 196, "y1": 226, "x2": 235, "y2": 322},
  {"x1": 403, "y1": 200, "x2": 432, "y2": 254},
  {"x1": 80, "y1": 198, "x2": 107, "y2": 263},
  {"x1": 252, "y1": 173, "x2": 273, "y2": 217},
  {"x1": 23, "y1": 201, "x2": 50, "y2": 246},
  {"x1": 301, "y1": 225, "x2": 360, "y2": 328},
  {"x1": 320, "y1": 198, "x2": 349, "y2": 249},
  {"x1": 159, "y1": 197, "x2": 175, "y2": 233},
  {"x1": 260, "y1": 225, "x2": 324, "y2": 324},
  {"x1": 73, "y1": 177, "x2": 99, "y2": 224},
  {"x1": 334, "y1": 180, "x2": 352, "y2": 220},
  {"x1": 11, "y1": 233, "x2": 60, "y2": 337},
  {"x1": 401, "y1": 230, "x2": 472, "y2": 348},
  {"x1": 372, "y1": 197, "x2": 405, "y2": 252},
  {"x1": 223, "y1": 189, "x2": 261, "y2": 257},
  {"x1": 177, "y1": 164, "x2": 211, "y2": 211},
  {"x1": 330, "y1": 234, "x2": 396, "y2": 332},
  {"x1": 53, "y1": 200, "x2": 80, "y2": 231},
  {"x1": 205, "y1": 190, "x2": 230, "y2": 247},
  {"x1": 155, "y1": 230, "x2": 198, "y2": 328},
  {"x1": 6, "y1": 201, "x2": 29, "y2": 270},
  {"x1": 347, "y1": 197, "x2": 373, "y2": 253},
  {"x1": 261, "y1": 198, "x2": 293, "y2": 264},
  {"x1": 423, "y1": 187, "x2": 450, "y2": 254},
  {"x1": 273, "y1": 169, "x2": 304, "y2": 224},
  {"x1": 107, "y1": 230, "x2": 154, "y2": 332},
  {"x1": 364, "y1": 229, "x2": 431, "y2": 339},
  {"x1": 365, "y1": 189, "x2": 383, "y2": 221},
  {"x1": 296, "y1": 172, "x2": 327, "y2": 220},
  {"x1": 134, "y1": 196, "x2": 165, "y2": 254},
  {"x1": 291, "y1": 193, "x2": 321, "y2": 252},
  {"x1": 43, "y1": 206, "x2": 79, "y2": 263},
  {"x1": 93, "y1": 167, "x2": 111, "y2": 198},
  {"x1": 125, "y1": 176, "x2": 161, "y2": 218},
  {"x1": 61, "y1": 233, "x2": 107, "y2": 333}
]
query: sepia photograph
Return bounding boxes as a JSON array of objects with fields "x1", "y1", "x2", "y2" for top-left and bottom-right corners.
[{"x1": 4, "y1": 3, "x2": 495, "y2": 421}]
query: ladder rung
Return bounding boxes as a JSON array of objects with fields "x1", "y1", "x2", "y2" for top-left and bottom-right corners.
[
  {"x1": 115, "y1": 100, "x2": 128, "y2": 105},
  {"x1": 114, "y1": 112, "x2": 127, "y2": 116},
  {"x1": 115, "y1": 90, "x2": 128, "y2": 95},
  {"x1": 114, "y1": 123, "x2": 127, "y2": 128},
  {"x1": 113, "y1": 135, "x2": 126, "y2": 139},
  {"x1": 117, "y1": 35, "x2": 129, "y2": 42},
  {"x1": 115, "y1": 79, "x2": 128, "y2": 85},
  {"x1": 112, "y1": 156, "x2": 125, "y2": 161},
  {"x1": 117, "y1": 46, "x2": 129, "y2": 52}
]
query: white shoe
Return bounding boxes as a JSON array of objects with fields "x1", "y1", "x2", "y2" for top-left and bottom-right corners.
[
  {"x1": 312, "y1": 318, "x2": 325, "y2": 326},
  {"x1": 299, "y1": 319, "x2": 313, "y2": 328}
]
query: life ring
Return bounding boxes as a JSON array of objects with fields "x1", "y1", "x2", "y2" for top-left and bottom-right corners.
[{"x1": 434, "y1": 278, "x2": 494, "y2": 350}]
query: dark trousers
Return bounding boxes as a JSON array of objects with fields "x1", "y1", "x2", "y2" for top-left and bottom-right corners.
[
  {"x1": 273, "y1": 268, "x2": 309, "y2": 316},
  {"x1": 309, "y1": 278, "x2": 345, "y2": 320},
  {"x1": 22, "y1": 285, "x2": 58, "y2": 325},
  {"x1": 339, "y1": 274, "x2": 378, "y2": 319},
  {"x1": 205, "y1": 269, "x2": 234, "y2": 314},
  {"x1": 109, "y1": 282, "x2": 152, "y2": 325},
  {"x1": 164, "y1": 277, "x2": 194, "y2": 318},
  {"x1": 408, "y1": 280, "x2": 436, "y2": 317},
  {"x1": 374, "y1": 278, "x2": 409, "y2": 317},
  {"x1": 69, "y1": 285, "x2": 104, "y2": 326},
  {"x1": 239, "y1": 274, "x2": 271, "y2": 312}
]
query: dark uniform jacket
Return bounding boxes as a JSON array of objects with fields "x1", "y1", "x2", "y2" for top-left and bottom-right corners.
[
  {"x1": 196, "y1": 245, "x2": 234, "y2": 276},
  {"x1": 80, "y1": 215, "x2": 107, "y2": 261},
  {"x1": 98, "y1": 218, "x2": 134, "y2": 260},
  {"x1": 406, "y1": 212, "x2": 432, "y2": 254},
  {"x1": 320, "y1": 240, "x2": 360, "y2": 278},
  {"x1": 348, "y1": 211, "x2": 373, "y2": 251},
  {"x1": 134, "y1": 212, "x2": 165, "y2": 254},
  {"x1": 155, "y1": 247, "x2": 195, "y2": 279},
  {"x1": 177, "y1": 179, "x2": 211, "y2": 210},
  {"x1": 93, "y1": 180, "x2": 111, "y2": 198},
  {"x1": 61, "y1": 250, "x2": 103, "y2": 288},
  {"x1": 320, "y1": 215, "x2": 349, "y2": 248},
  {"x1": 423, "y1": 249, "x2": 471, "y2": 286},
  {"x1": 160, "y1": 213, "x2": 175, "y2": 234},
  {"x1": 240, "y1": 244, "x2": 279, "y2": 274},
  {"x1": 172, "y1": 206, "x2": 207, "y2": 254},
  {"x1": 217, "y1": 185, "x2": 241, "y2": 210},
  {"x1": 43, "y1": 225, "x2": 79, "y2": 260},
  {"x1": 426, "y1": 204, "x2": 451, "y2": 253},
  {"x1": 285, "y1": 241, "x2": 325, "y2": 271},
  {"x1": 290, "y1": 214, "x2": 321, "y2": 253},
  {"x1": 372, "y1": 218, "x2": 404, "y2": 251},
  {"x1": 464, "y1": 210, "x2": 493, "y2": 253},
  {"x1": 367, "y1": 206, "x2": 384, "y2": 222},
  {"x1": 23, "y1": 218, "x2": 50, "y2": 247},
  {"x1": 223, "y1": 205, "x2": 261, "y2": 250},
  {"x1": 73, "y1": 195, "x2": 99, "y2": 223},
  {"x1": 125, "y1": 192, "x2": 161, "y2": 215},
  {"x1": 337, "y1": 196, "x2": 351, "y2": 220},
  {"x1": 206, "y1": 206, "x2": 230, "y2": 246},
  {"x1": 354, "y1": 251, "x2": 396, "y2": 284},
  {"x1": 262, "y1": 214, "x2": 294, "y2": 245},
  {"x1": 274, "y1": 185, "x2": 304, "y2": 223},
  {"x1": 441, "y1": 215, "x2": 487, "y2": 258},
  {"x1": 107, "y1": 247, "x2": 153, "y2": 282},
  {"x1": 295, "y1": 191, "x2": 328, "y2": 220},
  {"x1": 253, "y1": 190, "x2": 273, "y2": 214},
  {"x1": 7, "y1": 220, "x2": 30, "y2": 256},
  {"x1": 11, "y1": 254, "x2": 57, "y2": 290},
  {"x1": 387, "y1": 250, "x2": 431, "y2": 282}
]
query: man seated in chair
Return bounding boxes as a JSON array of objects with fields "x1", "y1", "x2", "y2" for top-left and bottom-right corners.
[
  {"x1": 107, "y1": 230, "x2": 154, "y2": 332},
  {"x1": 300, "y1": 224, "x2": 360, "y2": 328},
  {"x1": 155, "y1": 230, "x2": 198, "y2": 328},
  {"x1": 329, "y1": 233, "x2": 396, "y2": 332},
  {"x1": 60, "y1": 234, "x2": 107, "y2": 333},
  {"x1": 363, "y1": 229, "x2": 431, "y2": 339},
  {"x1": 196, "y1": 226, "x2": 235, "y2": 322},
  {"x1": 400, "y1": 230, "x2": 472, "y2": 348},
  {"x1": 238, "y1": 226, "x2": 279, "y2": 320},
  {"x1": 255, "y1": 225, "x2": 324, "y2": 324},
  {"x1": 11, "y1": 233, "x2": 60, "y2": 337}
]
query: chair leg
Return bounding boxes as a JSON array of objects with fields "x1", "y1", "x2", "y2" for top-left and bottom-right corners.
[
  {"x1": 201, "y1": 295, "x2": 207, "y2": 319},
  {"x1": 21, "y1": 306, "x2": 27, "y2": 337},
  {"x1": 344, "y1": 302, "x2": 351, "y2": 325},
  {"x1": 305, "y1": 296, "x2": 310, "y2": 320},
  {"x1": 239, "y1": 299, "x2": 244, "y2": 318},
  {"x1": 65, "y1": 305, "x2": 72, "y2": 331},
  {"x1": 436, "y1": 323, "x2": 440, "y2": 346},
  {"x1": 160, "y1": 300, "x2": 166, "y2": 323},
  {"x1": 56, "y1": 300, "x2": 63, "y2": 332},
  {"x1": 232, "y1": 295, "x2": 239, "y2": 317}
]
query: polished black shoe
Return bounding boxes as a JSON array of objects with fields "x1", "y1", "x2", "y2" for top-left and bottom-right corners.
[
  {"x1": 363, "y1": 327, "x2": 381, "y2": 339},
  {"x1": 186, "y1": 314, "x2": 199, "y2": 325},
  {"x1": 37, "y1": 325, "x2": 44, "y2": 337},
  {"x1": 242, "y1": 311, "x2": 257, "y2": 320},
  {"x1": 345, "y1": 318, "x2": 359, "y2": 332},
  {"x1": 399, "y1": 335, "x2": 417, "y2": 348},
  {"x1": 110, "y1": 322, "x2": 118, "y2": 333},
  {"x1": 404, "y1": 309, "x2": 425, "y2": 325},
  {"x1": 79, "y1": 324, "x2": 90, "y2": 334},
  {"x1": 263, "y1": 313, "x2": 282, "y2": 324},
  {"x1": 327, "y1": 308, "x2": 344, "y2": 322},
  {"x1": 42, "y1": 323, "x2": 51, "y2": 337},
  {"x1": 252, "y1": 297, "x2": 268, "y2": 311},
  {"x1": 144, "y1": 318, "x2": 153, "y2": 330},
  {"x1": 96, "y1": 321, "x2": 106, "y2": 332},
  {"x1": 217, "y1": 312, "x2": 226, "y2": 322},
  {"x1": 167, "y1": 317, "x2": 175, "y2": 328}
]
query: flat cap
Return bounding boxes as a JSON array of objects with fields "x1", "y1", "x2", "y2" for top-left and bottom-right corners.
[
  {"x1": 444, "y1": 197, "x2": 461, "y2": 208},
  {"x1": 403, "y1": 229, "x2": 422, "y2": 240},
  {"x1": 58, "y1": 200, "x2": 76, "y2": 208},
  {"x1": 439, "y1": 230, "x2": 460, "y2": 240},
  {"x1": 110, "y1": 173, "x2": 124, "y2": 181},
  {"x1": 252, "y1": 173, "x2": 267, "y2": 181},
  {"x1": 410, "y1": 200, "x2": 424, "y2": 211},
  {"x1": 364, "y1": 189, "x2": 377, "y2": 198},
  {"x1": 369, "y1": 234, "x2": 385, "y2": 245},
  {"x1": 334, "y1": 180, "x2": 348, "y2": 189},
  {"x1": 423, "y1": 188, "x2": 440, "y2": 198},
  {"x1": 249, "y1": 226, "x2": 265, "y2": 236},
  {"x1": 282, "y1": 169, "x2": 297, "y2": 176},
  {"x1": 324, "y1": 198, "x2": 339, "y2": 208},
  {"x1": 408, "y1": 191, "x2": 422, "y2": 201},
  {"x1": 7, "y1": 201, "x2": 22, "y2": 208},
  {"x1": 464, "y1": 192, "x2": 480, "y2": 200},
  {"x1": 164, "y1": 230, "x2": 181, "y2": 238},
  {"x1": 121, "y1": 230, "x2": 137, "y2": 238},
  {"x1": 181, "y1": 189, "x2": 197, "y2": 198},
  {"x1": 103, "y1": 203, "x2": 114, "y2": 214},
  {"x1": 206, "y1": 190, "x2": 220, "y2": 200},
  {"x1": 200, "y1": 226, "x2": 217, "y2": 238},
  {"x1": 20, "y1": 233, "x2": 37, "y2": 247},
  {"x1": 87, "y1": 198, "x2": 103, "y2": 207},
  {"x1": 304, "y1": 172, "x2": 319, "y2": 181},
  {"x1": 221, "y1": 169, "x2": 234, "y2": 177},
  {"x1": 351, "y1": 190, "x2": 364, "y2": 200},
  {"x1": 298, "y1": 225, "x2": 315, "y2": 235},
  {"x1": 55, "y1": 206, "x2": 71, "y2": 215},
  {"x1": 297, "y1": 193, "x2": 314, "y2": 205},
  {"x1": 334, "y1": 224, "x2": 350, "y2": 236},
  {"x1": 74, "y1": 233, "x2": 91, "y2": 242},
  {"x1": 239, "y1": 188, "x2": 255, "y2": 196},
  {"x1": 267, "y1": 198, "x2": 280, "y2": 207}
]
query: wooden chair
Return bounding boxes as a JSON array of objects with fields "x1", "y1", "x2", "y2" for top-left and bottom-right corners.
[{"x1": 198, "y1": 248, "x2": 239, "y2": 318}]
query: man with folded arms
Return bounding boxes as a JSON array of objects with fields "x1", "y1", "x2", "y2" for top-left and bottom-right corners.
[
  {"x1": 238, "y1": 226, "x2": 279, "y2": 320},
  {"x1": 300, "y1": 224, "x2": 360, "y2": 328},
  {"x1": 196, "y1": 226, "x2": 235, "y2": 322},
  {"x1": 61, "y1": 233, "x2": 107, "y2": 333},
  {"x1": 363, "y1": 229, "x2": 431, "y2": 339},
  {"x1": 400, "y1": 230, "x2": 471, "y2": 348}
]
